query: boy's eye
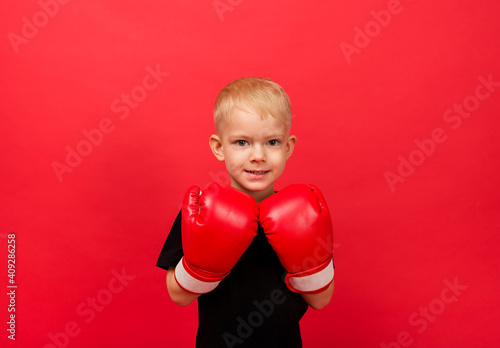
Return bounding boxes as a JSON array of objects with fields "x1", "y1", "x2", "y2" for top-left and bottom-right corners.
[
  {"x1": 268, "y1": 139, "x2": 280, "y2": 146},
  {"x1": 236, "y1": 140, "x2": 248, "y2": 146}
]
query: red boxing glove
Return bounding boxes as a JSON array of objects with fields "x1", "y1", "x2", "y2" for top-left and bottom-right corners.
[
  {"x1": 259, "y1": 184, "x2": 334, "y2": 293},
  {"x1": 175, "y1": 182, "x2": 259, "y2": 294}
]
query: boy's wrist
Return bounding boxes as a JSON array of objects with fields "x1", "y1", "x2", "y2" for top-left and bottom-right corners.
[
  {"x1": 174, "y1": 257, "x2": 222, "y2": 294},
  {"x1": 286, "y1": 257, "x2": 334, "y2": 294}
]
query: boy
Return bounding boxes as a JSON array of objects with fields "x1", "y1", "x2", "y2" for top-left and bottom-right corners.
[{"x1": 156, "y1": 77, "x2": 334, "y2": 347}]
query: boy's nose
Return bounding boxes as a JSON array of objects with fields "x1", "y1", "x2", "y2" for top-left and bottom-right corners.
[{"x1": 250, "y1": 145, "x2": 266, "y2": 162}]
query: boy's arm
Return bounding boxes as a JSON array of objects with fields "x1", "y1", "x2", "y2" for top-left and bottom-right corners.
[
  {"x1": 300, "y1": 280, "x2": 334, "y2": 310},
  {"x1": 166, "y1": 267, "x2": 200, "y2": 306},
  {"x1": 259, "y1": 184, "x2": 335, "y2": 298}
]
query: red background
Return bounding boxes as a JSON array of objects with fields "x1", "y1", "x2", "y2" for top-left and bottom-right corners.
[{"x1": 1, "y1": 0, "x2": 500, "y2": 347}]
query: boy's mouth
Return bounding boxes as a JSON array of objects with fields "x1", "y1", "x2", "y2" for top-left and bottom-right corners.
[{"x1": 245, "y1": 170, "x2": 270, "y2": 175}]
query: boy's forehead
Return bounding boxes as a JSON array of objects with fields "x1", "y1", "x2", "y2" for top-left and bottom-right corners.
[{"x1": 223, "y1": 109, "x2": 288, "y2": 138}]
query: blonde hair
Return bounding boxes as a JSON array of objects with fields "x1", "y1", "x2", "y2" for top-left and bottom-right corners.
[{"x1": 214, "y1": 77, "x2": 291, "y2": 134}]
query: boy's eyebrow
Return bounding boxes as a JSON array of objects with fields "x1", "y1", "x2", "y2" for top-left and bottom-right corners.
[{"x1": 228, "y1": 133, "x2": 286, "y2": 140}]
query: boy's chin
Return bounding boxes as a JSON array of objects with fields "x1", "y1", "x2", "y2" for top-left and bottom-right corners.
[{"x1": 238, "y1": 182, "x2": 273, "y2": 193}]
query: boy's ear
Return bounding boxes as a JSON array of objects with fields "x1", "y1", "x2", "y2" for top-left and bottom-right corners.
[
  {"x1": 285, "y1": 134, "x2": 297, "y2": 160},
  {"x1": 209, "y1": 134, "x2": 225, "y2": 161}
]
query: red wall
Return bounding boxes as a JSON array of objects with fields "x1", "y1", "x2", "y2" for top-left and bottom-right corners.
[{"x1": 2, "y1": 0, "x2": 500, "y2": 347}]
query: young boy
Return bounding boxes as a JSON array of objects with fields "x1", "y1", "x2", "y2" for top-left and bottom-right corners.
[{"x1": 156, "y1": 77, "x2": 334, "y2": 347}]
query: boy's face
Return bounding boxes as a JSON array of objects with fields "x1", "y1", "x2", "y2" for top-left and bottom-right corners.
[{"x1": 210, "y1": 106, "x2": 296, "y2": 202}]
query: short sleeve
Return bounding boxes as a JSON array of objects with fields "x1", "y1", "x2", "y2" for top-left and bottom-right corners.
[{"x1": 156, "y1": 209, "x2": 183, "y2": 270}]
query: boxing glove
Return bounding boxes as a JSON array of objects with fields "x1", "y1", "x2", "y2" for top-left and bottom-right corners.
[
  {"x1": 259, "y1": 184, "x2": 334, "y2": 293},
  {"x1": 175, "y1": 182, "x2": 259, "y2": 294}
]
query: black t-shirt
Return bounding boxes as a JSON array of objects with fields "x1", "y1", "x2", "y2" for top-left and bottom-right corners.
[{"x1": 156, "y1": 209, "x2": 309, "y2": 348}]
